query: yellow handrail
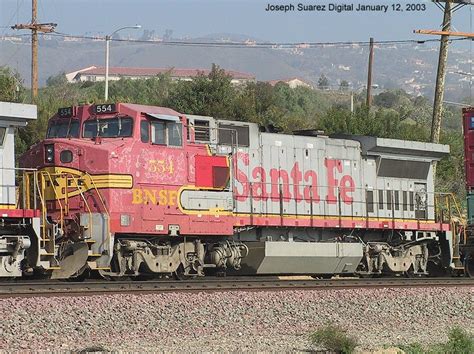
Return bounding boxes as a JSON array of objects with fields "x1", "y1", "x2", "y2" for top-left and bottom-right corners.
[
  {"x1": 85, "y1": 172, "x2": 110, "y2": 216},
  {"x1": 435, "y1": 192, "x2": 467, "y2": 251},
  {"x1": 66, "y1": 173, "x2": 94, "y2": 240},
  {"x1": 39, "y1": 170, "x2": 65, "y2": 231}
]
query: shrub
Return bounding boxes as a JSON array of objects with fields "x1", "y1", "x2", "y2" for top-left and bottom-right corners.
[
  {"x1": 309, "y1": 324, "x2": 358, "y2": 353},
  {"x1": 397, "y1": 342, "x2": 425, "y2": 354},
  {"x1": 441, "y1": 326, "x2": 474, "y2": 354},
  {"x1": 398, "y1": 326, "x2": 473, "y2": 354}
]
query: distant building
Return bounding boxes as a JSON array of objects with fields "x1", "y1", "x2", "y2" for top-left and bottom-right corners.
[
  {"x1": 266, "y1": 77, "x2": 314, "y2": 89},
  {"x1": 65, "y1": 66, "x2": 97, "y2": 83},
  {"x1": 66, "y1": 66, "x2": 256, "y2": 86}
]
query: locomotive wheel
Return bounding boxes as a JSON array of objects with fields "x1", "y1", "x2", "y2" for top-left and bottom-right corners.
[
  {"x1": 404, "y1": 268, "x2": 426, "y2": 278},
  {"x1": 98, "y1": 270, "x2": 131, "y2": 281},
  {"x1": 426, "y1": 260, "x2": 449, "y2": 277},
  {"x1": 173, "y1": 265, "x2": 195, "y2": 280},
  {"x1": 65, "y1": 266, "x2": 90, "y2": 282}
]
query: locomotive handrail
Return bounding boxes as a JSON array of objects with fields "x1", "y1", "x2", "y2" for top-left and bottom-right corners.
[
  {"x1": 232, "y1": 182, "x2": 450, "y2": 229},
  {"x1": 65, "y1": 173, "x2": 94, "y2": 240},
  {"x1": 0, "y1": 167, "x2": 37, "y2": 171},
  {"x1": 39, "y1": 170, "x2": 65, "y2": 233},
  {"x1": 436, "y1": 192, "x2": 467, "y2": 246},
  {"x1": 31, "y1": 171, "x2": 46, "y2": 239},
  {"x1": 84, "y1": 172, "x2": 110, "y2": 216},
  {"x1": 0, "y1": 167, "x2": 37, "y2": 210}
]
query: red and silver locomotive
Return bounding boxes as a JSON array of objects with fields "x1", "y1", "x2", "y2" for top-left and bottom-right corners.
[{"x1": 10, "y1": 102, "x2": 464, "y2": 279}]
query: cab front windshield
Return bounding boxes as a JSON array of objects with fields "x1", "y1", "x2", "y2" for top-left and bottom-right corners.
[
  {"x1": 83, "y1": 117, "x2": 133, "y2": 138},
  {"x1": 46, "y1": 120, "x2": 80, "y2": 138}
]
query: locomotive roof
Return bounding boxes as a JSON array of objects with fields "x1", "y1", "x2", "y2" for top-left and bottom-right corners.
[
  {"x1": 0, "y1": 101, "x2": 37, "y2": 126},
  {"x1": 60, "y1": 104, "x2": 450, "y2": 162},
  {"x1": 333, "y1": 134, "x2": 449, "y2": 160},
  {"x1": 120, "y1": 103, "x2": 181, "y2": 117}
]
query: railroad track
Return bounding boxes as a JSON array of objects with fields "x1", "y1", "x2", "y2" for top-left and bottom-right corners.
[{"x1": 0, "y1": 277, "x2": 473, "y2": 297}]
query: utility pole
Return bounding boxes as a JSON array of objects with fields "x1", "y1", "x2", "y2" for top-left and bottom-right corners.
[
  {"x1": 415, "y1": 1, "x2": 474, "y2": 144},
  {"x1": 366, "y1": 37, "x2": 374, "y2": 108},
  {"x1": 431, "y1": 1, "x2": 452, "y2": 145},
  {"x1": 11, "y1": 0, "x2": 56, "y2": 102},
  {"x1": 414, "y1": 0, "x2": 473, "y2": 178}
]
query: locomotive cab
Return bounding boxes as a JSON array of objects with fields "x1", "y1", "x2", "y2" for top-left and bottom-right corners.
[{"x1": 20, "y1": 103, "x2": 245, "y2": 279}]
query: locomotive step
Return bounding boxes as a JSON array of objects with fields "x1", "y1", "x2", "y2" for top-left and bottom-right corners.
[
  {"x1": 88, "y1": 252, "x2": 102, "y2": 257},
  {"x1": 39, "y1": 251, "x2": 55, "y2": 256},
  {"x1": 87, "y1": 261, "x2": 110, "y2": 271}
]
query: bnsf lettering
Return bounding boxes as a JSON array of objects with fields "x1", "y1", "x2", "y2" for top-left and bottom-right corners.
[
  {"x1": 132, "y1": 188, "x2": 178, "y2": 206},
  {"x1": 233, "y1": 153, "x2": 355, "y2": 205}
]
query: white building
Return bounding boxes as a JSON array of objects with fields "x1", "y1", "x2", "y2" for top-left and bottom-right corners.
[
  {"x1": 66, "y1": 66, "x2": 256, "y2": 86},
  {"x1": 266, "y1": 77, "x2": 314, "y2": 89}
]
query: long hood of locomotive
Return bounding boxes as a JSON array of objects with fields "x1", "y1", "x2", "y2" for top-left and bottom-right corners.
[
  {"x1": 19, "y1": 127, "x2": 448, "y2": 237},
  {"x1": 232, "y1": 134, "x2": 361, "y2": 218}
]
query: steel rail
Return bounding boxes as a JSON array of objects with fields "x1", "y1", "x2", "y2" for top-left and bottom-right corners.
[{"x1": 0, "y1": 277, "x2": 472, "y2": 298}]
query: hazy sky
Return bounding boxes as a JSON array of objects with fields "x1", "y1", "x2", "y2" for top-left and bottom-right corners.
[{"x1": 1, "y1": 0, "x2": 473, "y2": 43}]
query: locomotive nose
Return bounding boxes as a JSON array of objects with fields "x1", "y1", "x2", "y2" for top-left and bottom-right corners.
[{"x1": 20, "y1": 140, "x2": 78, "y2": 171}]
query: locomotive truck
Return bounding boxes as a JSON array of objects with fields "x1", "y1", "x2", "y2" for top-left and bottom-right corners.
[{"x1": 1, "y1": 101, "x2": 469, "y2": 279}]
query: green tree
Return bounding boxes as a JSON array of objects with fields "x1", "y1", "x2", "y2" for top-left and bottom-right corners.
[
  {"x1": 373, "y1": 89, "x2": 410, "y2": 109},
  {"x1": 318, "y1": 74, "x2": 329, "y2": 90},
  {"x1": 0, "y1": 66, "x2": 24, "y2": 102},
  {"x1": 339, "y1": 80, "x2": 349, "y2": 91},
  {"x1": 167, "y1": 64, "x2": 237, "y2": 118},
  {"x1": 46, "y1": 72, "x2": 68, "y2": 87}
]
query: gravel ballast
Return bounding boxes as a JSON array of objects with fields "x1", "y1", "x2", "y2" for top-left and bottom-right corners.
[{"x1": 0, "y1": 286, "x2": 472, "y2": 352}]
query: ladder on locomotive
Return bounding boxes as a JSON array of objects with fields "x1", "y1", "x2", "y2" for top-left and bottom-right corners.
[
  {"x1": 23, "y1": 170, "x2": 111, "y2": 272},
  {"x1": 435, "y1": 193, "x2": 466, "y2": 270}
]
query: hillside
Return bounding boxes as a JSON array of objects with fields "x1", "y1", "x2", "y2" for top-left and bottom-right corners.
[{"x1": 0, "y1": 36, "x2": 472, "y2": 100}]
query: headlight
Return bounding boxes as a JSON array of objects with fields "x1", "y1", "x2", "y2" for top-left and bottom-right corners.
[
  {"x1": 44, "y1": 144, "x2": 54, "y2": 163},
  {"x1": 60, "y1": 150, "x2": 73, "y2": 163}
]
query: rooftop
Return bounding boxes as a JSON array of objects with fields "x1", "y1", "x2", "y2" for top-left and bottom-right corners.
[{"x1": 74, "y1": 66, "x2": 255, "y2": 80}]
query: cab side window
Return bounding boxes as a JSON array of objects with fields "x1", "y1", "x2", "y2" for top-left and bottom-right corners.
[
  {"x1": 140, "y1": 121, "x2": 149, "y2": 143},
  {"x1": 168, "y1": 122, "x2": 182, "y2": 146},
  {"x1": 146, "y1": 121, "x2": 182, "y2": 147},
  {"x1": 151, "y1": 121, "x2": 166, "y2": 145}
]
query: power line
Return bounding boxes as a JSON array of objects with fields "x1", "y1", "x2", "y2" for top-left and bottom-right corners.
[
  {"x1": 44, "y1": 31, "x2": 471, "y2": 49},
  {"x1": 2, "y1": 31, "x2": 471, "y2": 48},
  {"x1": 1, "y1": 0, "x2": 25, "y2": 36},
  {"x1": 11, "y1": 0, "x2": 56, "y2": 100},
  {"x1": 0, "y1": 33, "x2": 31, "y2": 37}
]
